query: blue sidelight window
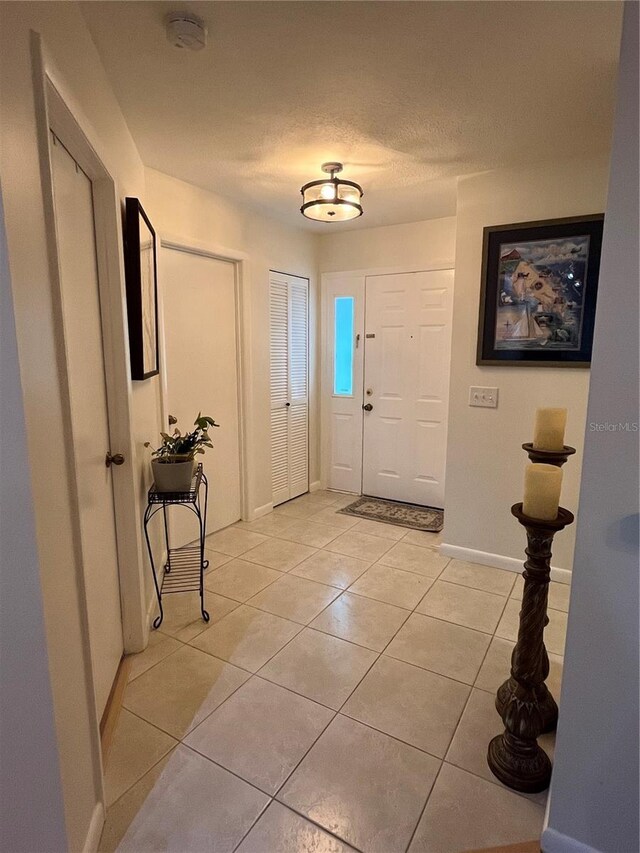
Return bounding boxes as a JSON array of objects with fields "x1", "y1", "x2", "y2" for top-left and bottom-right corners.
[{"x1": 334, "y1": 296, "x2": 355, "y2": 395}]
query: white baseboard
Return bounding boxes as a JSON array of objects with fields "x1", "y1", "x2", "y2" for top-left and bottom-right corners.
[
  {"x1": 309, "y1": 480, "x2": 322, "y2": 493},
  {"x1": 82, "y1": 801, "x2": 105, "y2": 853},
  {"x1": 126, "y1": 560, "x2": 163, "y2": 653},
  {"x1": 543, "y1": 784, "x2": 551, "y2": 834},
  {"x1": 145, "y1": 587, "x2": 158, "y2": 628},
  {"x1": 541, "y1": 827, "x2": 603, "y2": 853},
  {"x1": 248, "y1": 501, "x2": 273, "y2": 521},
  {"x1": 439, "y1": 543, "x2": 572, "y2": 585}
]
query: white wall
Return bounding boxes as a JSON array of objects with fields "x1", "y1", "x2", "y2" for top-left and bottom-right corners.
[
  {"x1": 1, "y1": 10, "x2": 318, "y2": 846},
  {"x1": 443, "y1": 155, "x2": 610, "y2": 573},
  {"x1": 144, "y1": 168, "x2": 319, "y2": 517},
  {"x1": 543, "y1": 4, "x2": 639, "y2": 850},
  {"x1": 319, "y1": 216, "x2": 456, "y2": 272},
  {"x1": 0, "y1": 5, "x2": 623, "y2": 852},
  {"x1": 0, "y1": 3, "x2": 155, "y2": 849},
  {"x1": 0, "y1": 187, "x2": 68, "y2": 853}
]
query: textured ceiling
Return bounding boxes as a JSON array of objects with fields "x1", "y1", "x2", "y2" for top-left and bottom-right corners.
[{"x1": 81, "y1": 1, "x2": 622, "y2": 232}]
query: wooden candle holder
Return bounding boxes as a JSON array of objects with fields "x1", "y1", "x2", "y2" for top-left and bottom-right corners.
[
  {"x1": 522, "y1": 442, "x2": 576, "y2": 468},
  {"x1": 502, "y1": 440, "x2": 575, "y2": 730},
  {"x1": 488, "y1": 503, "x2": 574, "y2": 793}
]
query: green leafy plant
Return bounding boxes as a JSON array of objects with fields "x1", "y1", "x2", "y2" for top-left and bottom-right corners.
[{"x1": 145, "y1": 414, "x2": 219, "y2": 463}]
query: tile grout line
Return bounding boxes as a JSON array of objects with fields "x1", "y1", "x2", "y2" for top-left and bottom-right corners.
[
  {"x1": 119, "y1": 678, "x2": 338, "y2": 830},
  {"x1": 245, "y1": 546, "x2": 412, "y2": 836},
  {"x1": 403, "y1": 577, "x2": 530, "y2": 853},
  {"x1": 126, "y1": 635, "x2": 188, "y2": 685},
  {"x1": 117, "y1": 499, "x2": 561, "y2": 848},
  {"x1": 252, "y1": 669, "x2": 346, "y2": 714},
  {"x1": 231, "y1": 795, "x2": 366, "y2": 853},
  {"x1": 438, "y1": 581, "x2": 555, "y2": 805},
  {"x1": 204, "y1": 549, "x2": 302, "y2": 603},
  {"x1": 334, "y1": 709, "x2": 452, "y2": 765},
  {"x1": 403, "y1": 757, "x2": 447, "y2": 853},
  {"x1": 343, "y1": 584, "x2": 507, "y2": 631},
  {"x1": 270, "y1": 703, "x2": 340, "y2": 798},
  {"x1": 168, "y1": 742, "x2": 356, "y2": 853},
  {"x1": 124, "y1": 651, "x2": 254, "y2": 738},
  {"x1": 139, "y1": 537, "x2": 518, "y2": 695},
  {"x1": 123, "y1": 687, "x2": 543, "y2": 848},
  {"x1": 101, "y1": 743, "x2": 180, "y2": 830},
  {"x1": 420, "y1": 575, "x2": 517, "y2": 600},
  {"x1": 209, "y1": 522, "x2": 444, "y2": 580},
  {"x1": 307, "y1": 619, "x2": 410, "y2": 655},
  {"x1": 179, "y1": 738, "x2": 291, "y2": 800},
  {"x1": 378, "y1": 649, "x2": 480, "y2": 691}
]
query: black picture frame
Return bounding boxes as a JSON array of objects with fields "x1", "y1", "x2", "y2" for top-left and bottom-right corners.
[
  {"x1": 124, "y1": 197, "x2": 159, "y2": 380},
  {"x1": 477, "y1": 214, "x2": 604, "y2": 367}
]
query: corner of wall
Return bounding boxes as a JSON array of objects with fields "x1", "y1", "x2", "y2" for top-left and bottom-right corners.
[{"x1": 443, "y1": 153, "x2": 611, "y2": 573}]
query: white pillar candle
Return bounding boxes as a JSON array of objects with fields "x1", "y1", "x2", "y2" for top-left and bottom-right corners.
[
  {"x1": 523, "y1": 463, "x2": 563, "y2": 520},
  {"x1": 533, "y1": 407, "x2": 567, "y2": 451}
]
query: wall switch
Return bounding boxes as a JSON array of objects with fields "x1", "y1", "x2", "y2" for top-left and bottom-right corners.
[{"x1": 469, "y1": 386, "x2": 499, "y2": 408}]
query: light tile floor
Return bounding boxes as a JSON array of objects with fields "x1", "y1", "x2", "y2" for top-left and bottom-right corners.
[{"x1": 102, "y1": 490, "x2": 569, "y2": 853}]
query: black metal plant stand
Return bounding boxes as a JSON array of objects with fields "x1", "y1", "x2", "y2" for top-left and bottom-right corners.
[{"x1": 143, "y1": 463, "x2": 209, "y2": 629}]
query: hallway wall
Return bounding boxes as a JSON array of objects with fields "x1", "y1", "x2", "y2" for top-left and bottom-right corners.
[
  {"x1": 318, "y1": 216, "x2": 456, "y2": 273},
  {"x1": 543, "y1": 3, "x2": 639, "y2": 847},
  {"x1": 443, "y1": 154, "x2": 611, "y2": 573},
  {"x1": 0, "y1": 186, "x2": 68, "y2": 853},
  {"x1": 144, "y1": 167, "x2": 319, "y2": 531},
  {"x1": 0, "y1": 3, "x2": 154, "y2": 849},
  {"x1": 1, "y1": 8, "x2": 316, "y2": 845},
  {"x1": 0, "y1": 5, "x2": 621, "y2": 850}
]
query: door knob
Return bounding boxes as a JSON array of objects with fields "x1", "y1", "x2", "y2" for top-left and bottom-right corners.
[
  {"x1": 105, "y1": 452, "x2": 125, "y2": 468},
  {"x1": 362, "y1": 403, "x2": 373, "y2": 412},
  {"x1": 285, "y1": 402, "x2": 291, "y2": 407}
]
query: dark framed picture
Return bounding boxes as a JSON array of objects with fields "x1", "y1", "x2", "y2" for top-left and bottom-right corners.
[
  {"x1": 124, "y1": 197, "x2": 159, "y2": 380},
  {"x1": 477, "y1": 214, "x2": 604, "y2": 367}
]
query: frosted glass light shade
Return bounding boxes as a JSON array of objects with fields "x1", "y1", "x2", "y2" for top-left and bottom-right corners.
[{"x1": 300, "y1": 176, "x2": 363, "y2": 222}]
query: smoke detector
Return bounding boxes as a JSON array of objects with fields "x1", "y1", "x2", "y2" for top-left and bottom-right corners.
[{"x1": 165, "y1": 12, "x2": 207, "y2": 51}]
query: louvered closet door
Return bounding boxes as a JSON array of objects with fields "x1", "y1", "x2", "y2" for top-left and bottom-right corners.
[
  {"x1": 270, "y1": 278, "x2": 290, "y2": 505},
  {"x1": 270, "y1": 273, "x2": 309, "y2": 506},
  {"x1": 288, "y1": 278, "x2": 309, "y2": 499}
]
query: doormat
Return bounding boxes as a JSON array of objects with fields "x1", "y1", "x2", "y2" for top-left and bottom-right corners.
[{"x1": 338, "y1": 496, "x2": 444, "y2": 532}]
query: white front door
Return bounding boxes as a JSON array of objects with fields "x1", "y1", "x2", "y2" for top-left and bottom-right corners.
[
  {"x1": 50, "y1": 134, "x2": 123, "y2": 717},
  {"x1": 161, "y1": 248, "x2": 241, "y2": 545},
  {"x1": 362, "y1": 270, "x2": 454, "y2": 507}
]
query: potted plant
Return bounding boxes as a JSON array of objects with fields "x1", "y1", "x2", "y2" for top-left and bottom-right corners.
[{"x1": 145, "y1": 413, "x2": 219, "y2": 493}]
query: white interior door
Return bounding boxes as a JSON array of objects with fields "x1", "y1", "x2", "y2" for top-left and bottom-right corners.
[
  {"x1": 50, "y1": 134, "x2": 123, "y2": 718},
  {"x1": 162, "y1": 249, "x2": 241, "y2": 545},
  {"x1": 362, "y1": 270, "x2": 454, "y2": 507},
  {"x1": 270, "y1": 272, "x2": 309, "y2": 505}
]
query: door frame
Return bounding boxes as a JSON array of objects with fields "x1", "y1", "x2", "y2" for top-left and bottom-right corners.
[
  {"x1": 38, "y1": 79, "x2": 147, "y2": 653},
  {"x1": 157, "y1": 234, "x2": 252, "y2": 523},
  {"x1": 32, "y1": 58, "x2": 149, "y2": 807},
  {"x1": 269, "y1": 270, "x2": 311, "y2": 506},
  {"x1": 321, "y1": 263, "x2": 455, "y2": 493},
  {"x1": 320, "y1": 272, "x2": 365, "y2": 494},
  {"x1": 38, "y1": 76, "x2": 146, "y2": 653}
]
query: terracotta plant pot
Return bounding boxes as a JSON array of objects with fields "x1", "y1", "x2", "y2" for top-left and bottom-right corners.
[{"x1": 151, "y1": 458, "x2": 195, "y2": 493}]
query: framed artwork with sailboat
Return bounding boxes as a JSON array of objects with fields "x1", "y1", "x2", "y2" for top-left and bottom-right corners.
[{"x1": 477, "y1": 215, "x2": 604, "y2": 367}]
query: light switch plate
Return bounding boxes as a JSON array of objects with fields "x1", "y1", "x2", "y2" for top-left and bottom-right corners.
[{"x1": 469, "y1": 386, "x2": 499, "y2": 408}]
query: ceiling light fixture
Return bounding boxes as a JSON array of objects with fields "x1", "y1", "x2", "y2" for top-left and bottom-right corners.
[{"x1": 300, "y1": 162, "x2": 363, "y2": 222}]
